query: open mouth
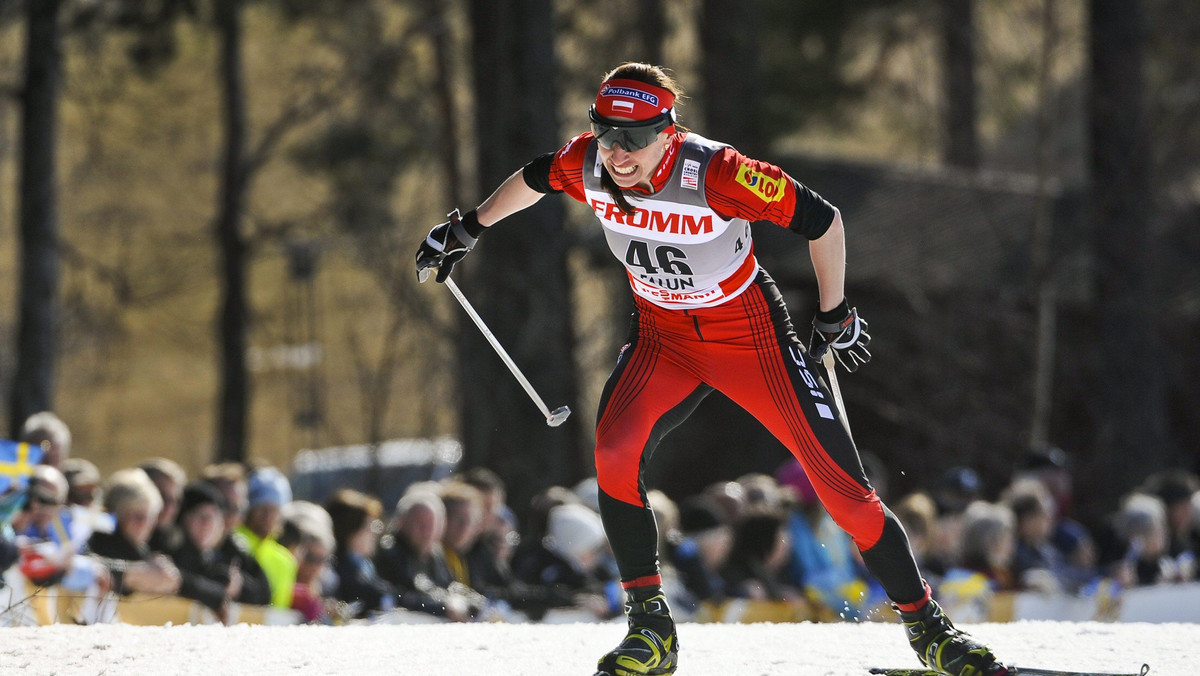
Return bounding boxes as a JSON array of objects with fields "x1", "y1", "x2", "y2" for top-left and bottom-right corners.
[{"x1": 610, "y1": 163, "x2": 638, "y2": 178}]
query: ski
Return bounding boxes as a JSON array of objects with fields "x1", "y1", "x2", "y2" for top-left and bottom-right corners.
[{"x1": 868, "y1": 665, "x2": 1149, "y2": 676}]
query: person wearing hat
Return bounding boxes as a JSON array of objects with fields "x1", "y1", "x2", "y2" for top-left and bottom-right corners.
[
  {"x1": 233, "y1": 466, "x2": 296, "y2": 608},
  {"x1": 161, "y1": 481, "x2": 247, "y2": 621},
  {"x1": 415, "y1": 62, "x2": 1006, "y2": 676},
  {"x1": 14, "y1": 465, "x2": 111, "y2": 593},
  {"x1": 511, "y1": 502, "x2": 620, "y2": 622},
  {"x1": 18, "y1": 411, "x2": 72, "y2": 469}
]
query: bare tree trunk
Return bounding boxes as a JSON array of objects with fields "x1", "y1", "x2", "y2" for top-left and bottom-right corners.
[
  {"x1": 465, "y1": 0, "x2": 582, "y2": 516},
  {"x1": 700, "y1": 0, "x2": 762, "y2": 153},
  {"x1": 637, "y1": 0, "x2": 666, "y2": 66},
  {"x1": 10, "y1": 0, "x2": 62, "y2": 436},
  {"x1": 429, "y1": 0, "x2": 463, "y2": 208},
  {"x1": 1086, "y1": 0, "x2": 1167, "y2": 500},
  {"x1": 1029, "y1": 0, "x2": 1059, "y2": 448},
  {"x1": 941, "y1": 0, "x2": 980, "y2": 169},
  {"x1": 214, "y1": 0, "x2": 250, "y2": 463}
]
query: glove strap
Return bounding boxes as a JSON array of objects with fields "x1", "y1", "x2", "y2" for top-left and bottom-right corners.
[
  {"x1": 813, "y1": 298, "x2": 852, "y2": 334},
  {"x1": 448, "y1": 208, "x2": 485, "y2": 248}
]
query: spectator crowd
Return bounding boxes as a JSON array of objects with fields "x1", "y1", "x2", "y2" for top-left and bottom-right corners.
[{"x1": 2, "y1": 411, "x2": 1199, "y2": 625}]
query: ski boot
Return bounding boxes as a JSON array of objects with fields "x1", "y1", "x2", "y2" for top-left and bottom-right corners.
[
  {"x1": 897, "y1": 599, "x2": 1008, "y2": 676},
  {"x1": 594, "y1": 588, "x2": 678, "y2": 676}
]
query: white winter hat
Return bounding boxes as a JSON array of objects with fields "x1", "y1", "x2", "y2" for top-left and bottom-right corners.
[{"x1": 547, "y1": 503, "x2": 607, "y2": 562}]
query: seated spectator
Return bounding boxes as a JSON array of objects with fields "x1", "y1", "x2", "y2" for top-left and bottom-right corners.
[
  {"x1": 775, "y1": 462, "x2": 879, "y2": 616},
  {"x1": 703, "y1": 480, "x2": 748, "y2": 525},
  {"x1": 1140, "y1": 470, "x2": 1200, "y2": 581},
  {"x1": 326, "y1": 488, "x2": 399, "y2": 619},
  {"x1": 1004, "y1": 479, "x2": 1067, "y2": 594},
  {"x1": 19, "y1": 411, "x2": 72, "y2": 469},
  {"x1": 235, "y1": 467, "x2": 296, "y2": 608},
  {"x1": 375, "y1": 487, "x2": 480, "y2": 621},
  {"x1": 278, "y1": 501, "x2": 336, "y2": 623},
  {"x1": 458, "y1": 494, "x2": 576, "y2": 621},
  {"x1": 736, "y1": 472, "x2": 787, "y2": 513},
  {"x1": 202, "y1": 462, "x2": 249, "y2": 538},
  {"x1": 200, "y1": 463, "x2": 271, "y2": 607},
  {"x1": 934, "y1": 466, "x2": 983, "y2": 566},
  {"x1": 511, "y1": 485, "x2": 577, "y2": 570},
  {"x1": 87, "y1": 468, "x2": 181, "y2": 597},
  {"x1": 13, "y1": 465, "x2": 110, "y2": 593},
  {"x1": 1013, "y1": 445, "x2": 1096, "y2": 578},
  {"x1": 440, "y1": 482, "x2": 486, "y2": 589},
  {"x1": 1109, "y1": 493, "x2": 1180, "y2": 586},
  {"x1": 140, "y1": 458, "x2": 187, "y2": 552},
  {"x1": 161, "y1": 481, "x2": 244, "y2": 621},
  {"x1": 512, "y1": 502, "x2": 619, "y2": 620},
  {"x1": 936, "y1": 500, "x2": 1016, "y2": 621},
  {"x1": 666, "y1": 495, "x2": 732, "y2": 613},
  {"x1": 61, "y1": 458, "x2": 102, "y2": 510},
  {"x1": 457, "y1": 468, "x2": 514, "y2": 552},
  {"x1": 893, "y1": 492, "x2": 947, "y2": 581},
  {"x1": 720, "y1": 506, "x2": 798, "y2": 602},
  {"x1": 15, "y1": 465, "x2": 73, "y2": 547}
]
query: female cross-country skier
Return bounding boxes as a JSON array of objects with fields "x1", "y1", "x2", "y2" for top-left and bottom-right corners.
[{"x1": 415, "y1": 62, "x2": 1008, "y2": 676}]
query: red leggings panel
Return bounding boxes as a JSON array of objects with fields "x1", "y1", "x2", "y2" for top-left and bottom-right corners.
[{"x1": 594, "y1": 281, "x2": 886, "y2": 550}]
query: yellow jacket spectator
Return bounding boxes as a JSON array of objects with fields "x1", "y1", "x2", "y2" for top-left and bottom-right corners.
[{"x1": 234, "y1": 467, "x2": 296, "y2": 608}]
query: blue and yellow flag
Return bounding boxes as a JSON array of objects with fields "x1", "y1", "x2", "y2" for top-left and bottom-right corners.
[{"x1": 0, "y1": 439, "x2": 44, "y2": 495}]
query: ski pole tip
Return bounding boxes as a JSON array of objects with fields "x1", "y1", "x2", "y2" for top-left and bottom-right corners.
[{"x1": 547, "y1": 406, "x2": 571, "y2": 427}]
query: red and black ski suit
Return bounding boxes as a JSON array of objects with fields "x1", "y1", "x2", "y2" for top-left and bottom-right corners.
[{"x1": 522, "y1": 131, "x2": 927, "y2": 606}]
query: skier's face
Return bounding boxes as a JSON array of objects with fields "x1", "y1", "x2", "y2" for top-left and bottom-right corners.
[{"x1": 598, "y1": 131, "x2": 671, "y2": 191}]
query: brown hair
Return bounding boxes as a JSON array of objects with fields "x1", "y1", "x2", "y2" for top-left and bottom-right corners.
[
  {"x1": 324, "y1": 488, "x2": 383, "y2": 552},
  {"x1": 597, "y1": 63, "x2": 687, "y2": 215}
]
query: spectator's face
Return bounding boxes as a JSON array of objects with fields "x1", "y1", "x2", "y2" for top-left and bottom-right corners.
[
  {"x1": 696, "y1": 526, "x2": 733, "y2": 569},
  {"x1": 350, "y1": 518, "x2": 381, "y2": 557},
  {"x1": 68, "y1": 482, "x2": 99, "y2": 508},
  {"x1": 479, "y1": 489, "x2": 506, "y2": 535},
  {"x1": 1133, "y1": 527, "x2": 1167, "y2": 559},
  {"x1": 1167, "y1": 499, "x2": 1193, "y2": 534},
  {"x1": 29, "y1": 490, "x2": 63, "y2": 528},
  {"x1": 183, "y1": 503, "x2": 225, "y2": 552},
  {"x1": 297, "y1": 541, "x2": 331, "y2": 585},
  {"x1": 246, "y1": 504, "x2": 281, "y2": 539},
  {"x1": 1019, "y1": 510, "x2": 1053, "y2": 545},
  {"x1": 444, "y1": 502, "x2": 482, "y2": 552},
  {"x1": 150, "y1": 476, "x2": 182, "y2": 527},
  {"x1": 119, "y1": 500, "x2": 158, "y2": 546},
  {"x1": 401, "y1": 505, "x2": 443, "y2": 557},
  {"x1": 987, "y1": 527, "x2": 1016, "y2": 571},
  {"x1": 212, "y1": 479, "x2": 247, "y2": 534},
  {"x1": 487, "y1": 516, "x2": 520, "y2": 563}
]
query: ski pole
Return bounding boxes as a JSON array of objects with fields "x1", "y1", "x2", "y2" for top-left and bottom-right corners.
[{"x1": 443, "y1": 276, "x2": 571, "y2": 427}]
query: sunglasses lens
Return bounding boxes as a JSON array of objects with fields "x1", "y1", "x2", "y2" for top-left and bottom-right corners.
[{"x1": 591, "y1": 124, "x2": 656, "y2": 152}]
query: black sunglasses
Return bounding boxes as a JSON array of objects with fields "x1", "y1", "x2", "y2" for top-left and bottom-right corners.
[{"x1": 589, "y1": 106, "x2": 676, "y2": 152}]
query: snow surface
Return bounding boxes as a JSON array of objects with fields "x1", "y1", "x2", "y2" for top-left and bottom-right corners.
[{"x1": 0, "y1": 620, "x2": 1190, "y2": 676}]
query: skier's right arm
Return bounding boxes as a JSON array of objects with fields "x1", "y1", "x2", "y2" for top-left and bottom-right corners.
[{"x1": 415, "y1": 133, "x2": 591, "y2": 283}]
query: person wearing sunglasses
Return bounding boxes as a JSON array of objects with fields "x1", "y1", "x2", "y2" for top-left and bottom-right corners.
[{"x1": 415, "y1": 62, "x2": 1006, "y2": 676}]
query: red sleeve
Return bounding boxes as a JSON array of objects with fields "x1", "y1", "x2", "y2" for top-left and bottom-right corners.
[
  {"x1": 704, "y1": 147, "x2": 836, "y2": 239},
  {"x1": 547, "y1": 132, "x2": 593, "y2": 204}
]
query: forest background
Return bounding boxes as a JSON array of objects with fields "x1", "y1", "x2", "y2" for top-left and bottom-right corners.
[{"x1": 1, "y1": 0, "x2": 1197, "y2": 527}]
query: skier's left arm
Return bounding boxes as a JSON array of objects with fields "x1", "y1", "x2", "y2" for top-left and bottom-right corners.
[{"x1": 705, "y1": 148, "x2": 870, "y2": 371}]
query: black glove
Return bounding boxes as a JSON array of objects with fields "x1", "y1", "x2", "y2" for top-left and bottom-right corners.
[
  {"x1": 415, "y1": 209, "x2": 485, "y2": 283},
  {"x1": 807, "y1": 298, "x2": 871, "y2": 372}
]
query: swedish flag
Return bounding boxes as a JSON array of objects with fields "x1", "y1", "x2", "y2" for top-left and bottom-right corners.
[{"x1": 0, "y1": 439, "x2": 44, "y2": 494}]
